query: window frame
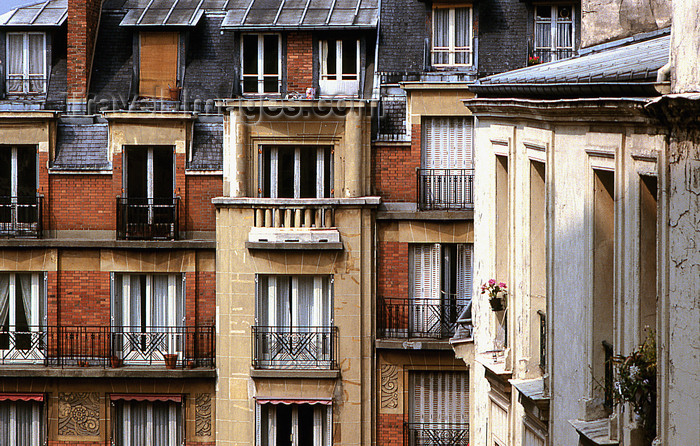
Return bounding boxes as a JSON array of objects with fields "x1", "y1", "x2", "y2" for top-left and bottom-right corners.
[
  {"x1": 431, "y1": 6, "x2": 473, "y2": 67},
  {"x1": 258, "y1": 146, "x2": 334, "y2": 199},
  {"x1": 0, "y1": 272, "x2": 47, "y2": 363},
  {"x1": 5, "y1": 32, "x2": 46, "y2": 95},
  {"x1": 319, "y1": 39, "x2": 360, "y2": 81},
  {"x1": 112, "y1": 400, "x2": 182, "y2": 446},
  {"x1": 0, "y1": 400, "x2": 43, "y2": 446},
  {"x1": 533, "y1": 4, "x2": 576, "y2": 62},
  {"x1": 256, "y1": 403, "x2": 332, "y2": 446},
  {"x1": 255, "y1": 275, "x2": 334, "y2": 328},
  {"x1": 241, "y1": 33, "x2": 282, "y2": 95}
]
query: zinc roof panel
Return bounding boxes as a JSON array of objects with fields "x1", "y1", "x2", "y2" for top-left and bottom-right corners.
[
  {"x1": 302, "y1": 8, "x2": 329, "y2": 25},
  {"x1": 221, "y1": 9, "x2": 245, "y2": 26},
  {"x1": 244, "y1": 7, "x2": 277, "y2": 25},
  {"x1": 328, "y1": 9, "x2": 356, "y2": 25},
  {"x1": 276, "y1": 9, "x2": 304, "y2": 25},
  {"x1": 354, "y1": 8, "x2": 377, "y2": 26},
  {"x1": 137, "y1": 8, "x2": 170, "y2": 25}
]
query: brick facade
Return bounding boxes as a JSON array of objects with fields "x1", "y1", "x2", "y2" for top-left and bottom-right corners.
[
  {"x1": 377, "y1": 413, "x2": 408, "y2": 446},
  {"x1": 286, "y1": 32, "x2": 314, "y2": 93},
  {"x1": 185, "y1": 174, "x2": 222, "y2": 233},
  {"x1": 67, "y1": 0, "x2": 103, "y2": 104},
  {"x1": 377, "y1": 241, "x2": 409, "y2": 301},
  {"x1": 373, "y1": 125, "x2": 421, "y2": 202},
  {"x1": 56, "y1": 271, "x2": 111, "y2": 326},
  {"x1": 49, "y1": 174, "x2": 114, "y2": 231}
]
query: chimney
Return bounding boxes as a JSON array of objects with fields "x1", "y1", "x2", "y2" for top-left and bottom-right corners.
[{"x1": 67, "y1": 0, "x2": 102, "y2": 114}]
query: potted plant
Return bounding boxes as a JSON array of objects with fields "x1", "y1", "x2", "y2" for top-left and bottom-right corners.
[
  {"x1": 164, "y1": 354, "x2": 178, "y2": 369},
  {"x1": 613, "y1": 331, "x2": 657, "y2": 443},
  {"x1": 481, "y1": 279, "x2": 508, "y2": 311},
  {"x1": 110, "y1": 355, "x2": 122, "y2": 368}
]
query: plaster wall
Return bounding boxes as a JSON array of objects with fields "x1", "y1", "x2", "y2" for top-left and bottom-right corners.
[
  {"x1": 471, "y1": 111, "x2": 665, "y2": 446},
  {"x1": 670, "y1": 0, "x2": 700, "y2": 93},
  {"x1": 581, "y1": 0, "x2": 671, "y2": 48}
]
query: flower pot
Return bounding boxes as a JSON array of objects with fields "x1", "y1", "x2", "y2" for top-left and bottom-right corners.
[
  {"x1": 489, "y1": 297, "x2": 506, "y2": 311},
  {"x1": 186, "y1": 360, "x2": 196, "y2": 369},
  {"x1": 168, "y1": 86, "x2": 180, "y2": 101},
  {"x1": 110, "y1": 356, "x2": 122, "y2": 368},
  {"x1": 164, "y1": 354, "x2": 178, "y2": 369}
]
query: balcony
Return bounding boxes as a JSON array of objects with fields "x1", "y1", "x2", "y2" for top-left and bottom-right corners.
[
  {"x1": 0, "y1": 196, "x2": 42, "y2": 237},
  {"x1": 116, "y1": 197, "x2": 179, "y2": 240},
  {"x1": 247, "y1": 202, "x2": 342, "y2": 249},
  {"x1": 252, "y1": 326, "x2": 338, "y2": 370},
  {"x1": 404, "y1": 422, "x2": 470, "y2": 446},
  {"x1": 378, "y1": 297, "x2": 469, "y2": 339},
  {"x1": 0, "y1": 325, "x2": 214, "y2": 368},
  {"x1": 417, "y1": 169, "x2": 474, "y2": 211}
]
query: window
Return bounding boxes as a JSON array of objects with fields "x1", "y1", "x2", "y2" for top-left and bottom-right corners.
[
  {"x1": 113, "y1": 400, "x2": 181, "y2": 446},
  {"x1": 639, "y1": 175, "x2": 657, "y2": 340},
  {"x1": 260, "y1": 146, "x2": 333, "y2": 198},
  {"x1": 431, "y1": 7, "x2": 473, "y2": 67},
  {"x1": 6, "y1": 32, "x2": 46, "y2": 95},
  {"x1": 0, "y1": 400, "x2": 43, "y2": 446},
  {"x1": 257, "y1": 403, "x2": 331, "y2": 446},
  {"x1": 419, "y1": 118, "x2": 473, "y2": 209},
  {"x1": 408, "y1": 371, "x2": 469, "y2": 446},
  {"x1": 410, "y1": 244, "x2": 472, "y2": 337},
  {"x1": 0, "y1": 146, "x2": 39, "y2": 236},
  {"x1": 319, "y1": 39, "x2": 359, "y2": 96},
  {"x1": 242, "y1": 34, "x2": 281, "y2": 94},
  {"x1": 119, "y1": 146, "x2": 177, "y2": 240},
  {"x1": 534, "y1": 5, "x2": 575, "y2": 63},
  {"x1": 255, "y1": 276, "x2": 334, "y2": 368},
  {"x1": 0, "y1": 273, "x2": 46, "y2": 362},
  {"x1": 111, "y1": 274, "x2": 185, "y2": 363},
  {"x1": 139, "y1": 32, "x2": 179, "y2": 99}
]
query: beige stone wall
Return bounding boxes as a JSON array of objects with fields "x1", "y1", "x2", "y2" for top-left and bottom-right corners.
[
  {"x1": 407, "y1": 89, "x2": 474, "y2": 126},
  {"x1": 215, "y1": 205, "x2": 374, "y2": 446},
  {"x1": 581, "y1": 0, "x2": 671, "y2": 48},
  {"x1": 377, "y1": 220, "x2": 473, "y2": 243},
  {"x1": 106, "y1": 113, "x2": 191, "y2": 158}
]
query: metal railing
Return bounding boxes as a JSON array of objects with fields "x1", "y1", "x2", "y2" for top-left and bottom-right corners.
[
  {"x1": 0, "y1": 325, "x2": 214, "y2": 368},
  {"x1": 252, "y1": 326, "x2": 338, "y2": 370},
  {"x1": 253, "y1": 205, "x2": 334, "y2": 229},
  {"x1": 116, "y1": 197, "x2": 179, "y2": 240},
  {"x1": 0, "y1": 195, "x2": 42, "y2": 237},
  {"x1": 378, "y1": 297, "x2": 470, "y2": 339},
  {"x1": 417, "y1": 169, "x2": 474, "y2": 210},
  {"x1": 405, "y1": 422, "x2": 470, "y2": 446},
  {"x1": 538, "y1": 310, "x2": 547, "y2": 369}
]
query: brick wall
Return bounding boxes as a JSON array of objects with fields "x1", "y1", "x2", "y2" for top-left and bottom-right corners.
[
  {"x1": 378, "y1": 241, "x2": 409, "y2": 301},
  {"x1": 67, "y1": 0, "x2": 103, "y2": 104},
  {"x1": 184, "y1": 174, "x2": 222, "y2": 232},
  {"x1": 286, "y1": 32, "x2": 313, "y2": 93},
  {"x1": 373, "y1": 125, "x2": 421, "y2": 202},
  {"x1": 49, "y1": 174, "x2": 114, "y2": 231},
  {"x1": 57, "y1": 271, "x2": 111, "y2": 326},
  {"x1": 377, "y1": 413, "x2": 407, "y2": 446}
]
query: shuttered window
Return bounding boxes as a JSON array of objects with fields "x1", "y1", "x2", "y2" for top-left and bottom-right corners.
[
  {"x1": 422, "y1": 117, "x2": 473, "y2": 170},
  {"x1": 411, "y1": 371, "x2": 469, "y2": 423},
  {"x1": 139, "y1": 32, "x2": 178, "y2": 98},
  {"x1": 490, "y1": 400, "x2": 509, "y2": 446},
  {"x1": 0, "y1": 401, "x2": 42, "y2": 446}
]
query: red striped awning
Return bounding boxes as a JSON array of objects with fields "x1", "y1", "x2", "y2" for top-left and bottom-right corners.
[
  {"x1": 255, "y1": 397, "x2": 332, "y2": 405},
  {"x1": 0, "y1": 393, "x2": 44, "y2": 402},
  {"x1": 110, "y1": 394, "x2": 182, "y2": 403}
]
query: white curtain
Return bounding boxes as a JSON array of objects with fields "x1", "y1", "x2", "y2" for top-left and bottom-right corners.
[
  {"x1": 456, "y1": 244, "x2": 473, "y2": 302},
  {"x1": 454, "y1": 7, "x2": 470, "y2": 64},
  {"x1": 129, "y1": 276, "x2": 142, "y2": 330},
  {"x1": 151, "y1": 276, "x2": 169, "y2": 328},
  {"x1": 28, "y1": 34, "x2": 44, "y2": 92},
  {"x1": 18, "y1": 274, "x2": 31, "y2": 328},
  {"x1": 432, "y1": 9, "x2": 449, "y2": 65},
  {"x1": 0, "y1": 274, "x2": 9, "y2": 327},
  {"x1": 118, "y1": 402, "x2": 178, "y2": 446},
  {"x1": 7, "y1": 34, "x2": 23, "y2": 92},
  {"x1": 0, "y1": 403, "x2": 9, "y2": 445},
  {"x1": 295, "y1": 277, "x2": 314, "y2": 328}
]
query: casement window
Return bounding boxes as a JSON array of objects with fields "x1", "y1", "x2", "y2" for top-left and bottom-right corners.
[
  {"x1": 125, "y1": 146, "x2": 174, "y2": 201},
  {"x1": 139, "y1": 32, "x2": 179, "y2": 98},
  {"x1": 113, "y1": 400, "x2": 181, "y2": 446},
  {"x1": 410, "y1": 244, "x2": 472, "y2": 337},
  {"x1": 257, "y1": 403, "x2": 331, "y2": 446},
  {"x1": 319, "y1": 39, "x2": 360, "y2": 96},
  {"x1": 259, "y1": 146, "x2": 333, "y2": 198},
  {"x1": 6, "y1": 32, "x2": 46, "y2": 95},
  {"x1": 0, "y1": 273, "x2": 47, "y2": 362},
  {"x1": 534, "y1": 5, "x2": 575, "y2": 62},
  {"x1": 111, "y1": 274, "x2": 185, "y2": 363},
  {"x1": 257, "y1": 276, "x2": 332, "y2": 329},
  {"x1": 420, "y1": 118, "x2": 473, "y2": 209},
  {"x1": 0, "y1": 146, "x2": 38, "y2": 234},
  {"x1": 0, "y1": 400, "x2": 43, "y2": 446},
  {"x1": 431, "y1": 7, "x2": 473, "y2": 67},
  {"x1": 242, "y1": 34, "x2": 281, "y2": 94}
]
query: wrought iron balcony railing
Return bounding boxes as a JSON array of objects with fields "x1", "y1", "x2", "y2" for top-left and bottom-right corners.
[
  {"x1": 0, "y1": 325, "x2": 214, "y2": 368},
  {"x1": 0, "y1": 195, "x2": 42, "y2": 237},
  {"x1": 252, "y1": 326, "x2": 338, "y2": 370},
  {"x1": 417, "y1": 169, "x2": 474, "y2": 211},
  {"x1": 405, "y1": 422, "x2": 470, "y2": 446},
  {"x1": 378, "y1": 297, "x2": 470, "y2": 339},
  {"x1": 116, "y1": 197, "x2": 180, "y2": 240}
]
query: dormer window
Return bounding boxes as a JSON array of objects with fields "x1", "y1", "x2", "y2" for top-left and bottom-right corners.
[
  {"x1": 431, "y1": 7, "x2": 473, "y2": 67},
  {"x1": 534, "y1": 5, "x2": 575, "y2": 62},
  {"x1": 139, "y1": 32, "x2": 179, "y2": 99},
  {"x1": 6, "y1": 32, "x2": 46, "y2": 95},
  {"x1": 241, "y1": 34, "x2": 281, "y2": 95},
  {"x1": 319, "y1": 39, "x2": 359, "y2": 96}
]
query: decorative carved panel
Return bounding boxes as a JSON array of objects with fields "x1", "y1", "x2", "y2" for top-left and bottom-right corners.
[
  {"x1": 58, "y1": 392, "x2": 100, "y2": 437},
  {"x1": 195, "y1": 393, "x2": 212, "y2": 437},
  {"x1": 380, "y1": 364, "x2": 399, "y2": 408}
]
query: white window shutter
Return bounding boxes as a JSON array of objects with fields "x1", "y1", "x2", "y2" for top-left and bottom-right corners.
[{"x1": 457, "y1": 244, "x2": 473, "y2": 301}]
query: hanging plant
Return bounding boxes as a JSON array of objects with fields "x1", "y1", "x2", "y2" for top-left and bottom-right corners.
[{"x1": 481, "y1": 279, "x2": 507, "y2": 311}]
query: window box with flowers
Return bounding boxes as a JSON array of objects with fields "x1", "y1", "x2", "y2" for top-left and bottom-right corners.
[{"x1": 481, "y1": 279, "x2": 507, "y2": 311}]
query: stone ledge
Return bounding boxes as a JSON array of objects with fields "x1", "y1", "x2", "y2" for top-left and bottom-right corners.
[
  {"x1": 249, "y1": 368, "x2": 340, "y2": 379},
  {"x1": 0, "y1": 366, "x2": 216, "y2": 379},
  {"x1": 376, "y1": 210, "x2": 474, "y2": 220},
  {"x1": 0, "y1": 239, "x2": 216, "y2": 249},
  {"x1": 213, "y1": 197, "x2": 381, "y2": 207},
  {"x1": 246, "y1": 241, "x2": 344, "y2": 251},
  {"x1": 375, "y1": 339, "x2": 453, "y2": 350}
]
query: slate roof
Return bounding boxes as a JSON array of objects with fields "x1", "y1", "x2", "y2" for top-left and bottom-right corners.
[
  {"x1": 53, "y1": 123, "x2": 111, "y2": 170},
  {"x1": 119, "y1": 0, "x2": 205, "y2": 26},
  {"x1": 221, "y1": 0, "x2": 379, "y2": 30},
  {"x1": 189, "y1": 121, "x2": 223, "y2": 170},
  {"x1": 0, "y1": 0, "x2": 68, "y2": 27},
  {"x1": 479, "y1": 32, "x2": 669, "y2": 85}
]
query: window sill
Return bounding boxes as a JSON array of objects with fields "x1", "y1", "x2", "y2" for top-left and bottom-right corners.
[
  {"x1": 246, "y1": 241, "x2": 343, "y2": 250},
  {"x1": 250, "y1": 368, "x2": 340, "y2": 379},
  {"x1": 0, "y1": 365, "x2": 216, "y2": 379}
]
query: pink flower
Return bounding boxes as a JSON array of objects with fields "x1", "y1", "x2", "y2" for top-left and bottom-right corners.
[
  {"x1": 499, "y1": 282, "x2": 507, "y2": 288},
  {"x1": 488, "y1": 279, "x2": 496, "y2": 286}
]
